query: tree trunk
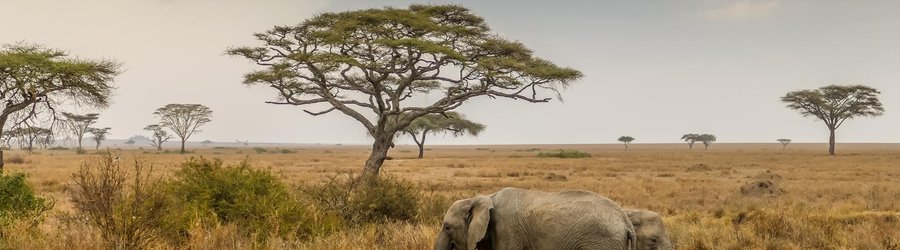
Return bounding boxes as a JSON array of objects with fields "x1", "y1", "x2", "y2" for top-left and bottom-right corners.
[
  {"x1": 362, "y1": 134, "x2": 394, "y2": 177},
  {"x1": 0, "y1": 150, "x2": 4, "y2": 174},
  {"x1": 828, "y1": 128, "x2": 836, "y2": 155},
  {"x1": 624, "y1": 143, "x2": 628, "y2": 151},
  {"x1": 180, "y1": 138, "x2": 186, "y2": 154},
  {"x1": 417, "y1": 133, "x2": 426, "y2": 159}
]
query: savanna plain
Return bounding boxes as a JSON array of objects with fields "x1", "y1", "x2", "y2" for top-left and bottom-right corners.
[{"x1": 2, "y1": 143, "x2": 899, "y2": 250}]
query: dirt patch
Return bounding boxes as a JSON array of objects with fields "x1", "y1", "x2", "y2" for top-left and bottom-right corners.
[
  {"x1": 687, "y1": 163, "x2": 713, "y2": 172},
  {"x1": 741, "y1": 179, "x2": 784, "y2": 197},
  {"x1": 544, "y1": 173, "x2": 568, "y2": 182}
]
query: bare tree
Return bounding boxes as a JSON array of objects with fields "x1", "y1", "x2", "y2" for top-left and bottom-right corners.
[
  {"x1": 777, "y1": 138, "x2": 792, "y2": 150},
  {"x1": 228, "y1": 5, "x2": 582, "y2": 177},
  {"x1": 617, "y1": 136, "x2": 634, "y2": 151},
  {"x1": 153, "y1": 104, "x2": 212, "y2": 154},
  {"x1": 0, "y1": 43, "x2": 118, "y2": 172},
  {"x1": 143, "y1": 124, "x2": 171, "y2": 151},
  {"x1": 400, "y1": 112, "x2": 485, "y2": 159},
  {"x1": 9, "y1": 127, "x2": 52, "y2": 153},
  {"x1": 89, "y1": 127, "x2": 111, "y2": 150},
  {"x1": 782, "y1": 85, "x2": 884, "y2": 155},
  {"x1": 62, "y1": 112, "x2": 100, "y2": 149}
]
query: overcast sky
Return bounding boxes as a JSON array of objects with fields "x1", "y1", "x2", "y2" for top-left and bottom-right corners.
[{"x1": 2, "y1": 0, "x2": 898, "y2": 144}]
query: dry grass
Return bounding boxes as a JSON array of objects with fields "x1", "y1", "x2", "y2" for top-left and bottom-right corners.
[{"x1": 2, "y1": 143, "x2": 900, "y2": 249}]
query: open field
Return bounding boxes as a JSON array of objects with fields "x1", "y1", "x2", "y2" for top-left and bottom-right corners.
[{"x1": 3, "y1": 143, "x2": 900, "y2": 249}]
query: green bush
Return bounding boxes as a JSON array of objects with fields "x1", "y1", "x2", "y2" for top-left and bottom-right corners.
[
  {"x1": 536, "y1": 149, "x2": 592, "y2": 158},
  {"x1": 163, "y1": 158, "x2": 312, "y2": 242},
  {"x1": 304, "y1": 175, "x2": 420, "y2": 225},
  {"x1": 0, "y1": 173, "x2": 53, "y2": 228}
]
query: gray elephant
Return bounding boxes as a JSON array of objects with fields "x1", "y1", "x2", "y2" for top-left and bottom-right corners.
[
  {"x1": 435, "y1": 187, "x2": 636, "y2": 250},
  {"x1": 624, "y1": 209, "x2": 673, "y2": 250}
]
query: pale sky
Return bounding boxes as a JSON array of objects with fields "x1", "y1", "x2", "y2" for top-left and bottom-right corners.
[{"x1": 2, "y1": 0, "x2": 898, "y2": 144}]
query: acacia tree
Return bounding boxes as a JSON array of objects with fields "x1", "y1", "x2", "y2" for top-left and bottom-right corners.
[
  {"x1": 88, "y1": 127, "x2": 111, "y2": 150},
  {"x1": 400, "y1": 112, "x2": 484, "y2": 159},
  {"x1": 617, "y1": 136, "x2": 634, "y2": 150},
  {"x1": 681, "y1": 133, "x2": 699, "y2": 150},
  {"x1": 144, "y1": 124, "x2": 171, "y2": 151},
  {"x1": 782, "y1": 85, "x2": 884, "y2": 155},
  {"x1": 777, "y1": 138, "x2": 792, "y2": 150},
  {"x1": 0, "y1": 44, "x2": 117, "y2": 172},
  {"x1": 698, "y1": 134, "x2": 716, "y2": 150},
  {"x1": 229, "y1": 5, "x2": 582, "y2": 176},
  {"x1": 62, "y1": 112, "x2": 99, "y2": 149},
  {"x1": 9, "y1": 127, "x2": 52, "y2": 152},
  {"x1": 154, "y1": 104, "x2": 212, "y2": 154}
]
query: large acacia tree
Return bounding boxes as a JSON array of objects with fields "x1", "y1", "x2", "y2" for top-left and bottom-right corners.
[
  {"x1": 62, "y1": 112, "x2": 99, "y2": 149},
  {"x1": 229, "y1": 5, "x2": 582, "y2": 176},
  {"x1": 0, "y1": 44, "x2": 117, "y2": 172},
  {"x1": 154, "y1": 104, "x2": 212, "y2": 154},
  {"x1": 782, "y1": 85, "x2": 883, "y2": 155},
  {"x1": 401, "y1": 111, "x2": 484, "y2": 159}
]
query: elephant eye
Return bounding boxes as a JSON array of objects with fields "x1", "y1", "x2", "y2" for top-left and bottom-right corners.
[{"x1": 650, "y1": 236, "x2": 658, "y2": 244}]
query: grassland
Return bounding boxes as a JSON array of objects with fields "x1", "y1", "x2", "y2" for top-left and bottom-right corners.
[{"x1": 2, "y1": 143, "x2": 900, "y2": 249}]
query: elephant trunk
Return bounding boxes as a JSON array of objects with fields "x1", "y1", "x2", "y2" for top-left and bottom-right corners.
[{"x1": 434, "y1": 230, "x2": 452, "y2": 250}]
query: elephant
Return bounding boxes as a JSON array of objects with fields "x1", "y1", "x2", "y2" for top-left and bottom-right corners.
[
  {"x1": 623, "y1": 209, "x2": 673, "y2": 250},
  {"x1": 434, "y1": 187, "x2": 636, "y2": 250}
]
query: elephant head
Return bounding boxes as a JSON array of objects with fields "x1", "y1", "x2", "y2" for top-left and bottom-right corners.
[
  {"x1": 434, "y1": 195, "x2": 493, "y2": 250},
  {"x1": 625, "y1": 209, "x2": 673, "y2": 250}
]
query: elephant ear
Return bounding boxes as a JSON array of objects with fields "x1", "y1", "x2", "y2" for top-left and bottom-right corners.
[
  {"x1": 624, "y1": 209, "x2": 644, "y2": 227},
  {"x1": 466, "y1": 195, "x2": 493, "y2": 250}
]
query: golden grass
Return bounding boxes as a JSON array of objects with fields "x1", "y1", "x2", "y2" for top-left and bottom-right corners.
[{"x1": 2, "y1": 143, "x2": 900, "y2": 249}]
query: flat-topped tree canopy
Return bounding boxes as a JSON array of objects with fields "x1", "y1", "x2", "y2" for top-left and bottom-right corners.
[{"x1": 229, "y1": 4, "x2": 583, "y2": 176}]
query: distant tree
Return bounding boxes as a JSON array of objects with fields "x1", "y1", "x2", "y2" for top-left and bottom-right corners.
[
  {"x1": 88, "y1": 127, "x2": 111, "y2": 150},
  {"x1": 777, "y1": 138, "x2": 792, "y2": 150},
  {"x1": 681, "y1": 133, "x2": 699, "y2": 150},
  {"x1": 125, "y1": 139, "x2": 136, "y2": 146},
  {"x1": 698, "y1": 134, "x2": 716, "y2": 150},
  {"x1": 144, "y1": 124, "x2": 171, "y2": 151},
  {"x1": 617, "y1": 136, "x2": 635, "y2": 150},
  {"x1": 62, "y1": 112, "x2": 99, "y2": 149},
  {"x1": 0, "y1": 44, "x2": 117, "y2": 172},
  {"x1": 782, "y1": 85, "x2": 884, "y2": 155},
  {"x1": 201, "y1": 140, "x2": 213, "y2": 147},
  {"x1": 400, "y1": 112, "x2": 485, "y2": 159},
  {"x1": 154, "y1": 104, "x2": 212, "y2": 154},
  {"x1": 9, "y1": 127, "x2": 51, "y2": 152},
  {"x1": 228, "y1": 5, "x2": 582, "y2": 177}
]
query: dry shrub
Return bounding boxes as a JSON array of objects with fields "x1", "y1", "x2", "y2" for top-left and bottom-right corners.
[
  {"x1": 536, "y1": 149, "x2": 591, "y2": 158},
  {"x1": 686, "y1": 163, "x2": 713, "y2": 172},
  {"x1": 297, "y1": 222, "x2": 438, "y2": 250},
  {"x1": 544, "y1": 173, "x2": 568, "y2": 181},
  {"x1": 303, "y1": 174, "x2": 421, "y2": 226},
  {"x1": 69, "y1": 153, "x2": 167, "y2": 249},
  {"x1": 3, "y1": 155, "x2": 26, "y2": 164},
  {"x1": 740, "y1": 180, "x2": 784, "y2": 197}
]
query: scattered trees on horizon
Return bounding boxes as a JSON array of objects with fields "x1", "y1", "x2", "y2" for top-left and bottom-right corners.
[
  {"x1": 782, "y1": 85, "x2": 884, "y2": 155},
  {"x1": 777, "y1": 139, "x2": 792, "y2": 150},
  {"x1": 62, "y1": 112, "x2": 100, "y2": 150},
  {"x1": 400, "y1": 112, "x2": 485, "y2": 159},
  {"x1": 681, "y1": 134, "x2": 699, "y2": 149},
  {"x1": 144, "y1": 124, "x2": 171, "y2": 151},
  {"x1": 88, "y1": 127, "x2": 111, "y2": 150},
  {"x1": 228, "y1": 5, "x2": 582, "y2": 177},
  {"x1": 0, "y1": 43, "x2": 118, "y2": 172},
  {"x1": 617, "y1": 136, "x2": 634, "y2": 150},
  {"x1": 154, "y1": 104, "x2": 212, "y2": 154},
  {"x1": 682, "y1": 133, "x2": 716, "y2": 150}
]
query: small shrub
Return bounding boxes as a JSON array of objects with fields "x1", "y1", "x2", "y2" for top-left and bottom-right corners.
[
  {"x1": 163, "y1": 158, "x2": 313, "y2": 242},
  {"x1": 3, "y1": 155, "x2": 26, "y2": 164},
  {"x1": 536, "y1": 149, "x2": 591, "y2": 158},
  {"x1": 280, "y1": 149, "x2": 296, "y2": 154},
  {"x1": 69, "y1": 153, "x2": 166, "y2": 249},
  {"x1": 0, "y1": 173, "x2": 53, "y2": 229},
  {"x1": 49, "y1": 146, "x2": 69, "y2": 150},
  {"x1": 75, "y1": 147, "x2": 87, "y2": 155},
  {"x1": 253, "y1": 147, "x2": 268, "y2": 153},
  {"x1": 304, "y1": 174, "x2": 420, "y2": 225}
]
